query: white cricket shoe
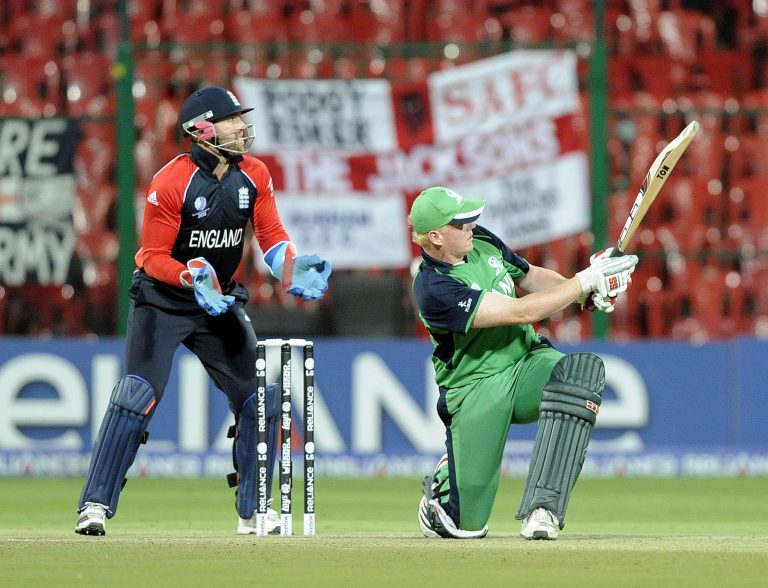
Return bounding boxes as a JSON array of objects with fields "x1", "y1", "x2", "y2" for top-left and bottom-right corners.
[
  {"x1": 237, "y1": 506, "x2": 281, "y2": 535},
  {"x1": 520, "y1": 507, "x2": 559, "y2": 540},
  {"x1": 418, "y1": 456, "x2": 488, "y2": 540},
  {"x1": 75, "y1": 502, "x2": 107, "y2": 536}
]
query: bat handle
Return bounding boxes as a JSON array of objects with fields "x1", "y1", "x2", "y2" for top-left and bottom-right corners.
[{"x1": 608, "y1": 245, "x2": 625, "y2": 258}]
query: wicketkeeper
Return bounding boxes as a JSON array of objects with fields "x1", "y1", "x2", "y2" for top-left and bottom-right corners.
[
  {"x1": 75, "y1": 86, "x2": 331, "y2": 536},
  {"x1": 411, "y1": 186, "x2": 637, "y2": 540}
]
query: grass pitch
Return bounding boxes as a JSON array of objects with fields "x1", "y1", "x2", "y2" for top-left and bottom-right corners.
[{"x1": 1, "y1": 477, "x2": 767, "y2": 587}]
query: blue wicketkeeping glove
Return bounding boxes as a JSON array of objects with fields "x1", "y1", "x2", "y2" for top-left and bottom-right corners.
[
  {"x1": 186, "y1": 257, "x2": 235, "y2": 316},
  {"x1": 264, "y1": 242, "x2": 332, "y2": 301},
  {"x1": 288, "y1": 254, "x2": 332, "y2": 301}
]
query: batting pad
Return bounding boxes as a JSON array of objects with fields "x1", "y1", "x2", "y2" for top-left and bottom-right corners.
[
  {"x1": 78, "y1": 375, "x2": 157, "y2": 516},
  {"x1": 515, "y1": 353, "x2": 605, "y2": 527},
  {"x1": 233, "y1": 383, "x2": 280, "y2": 519}
]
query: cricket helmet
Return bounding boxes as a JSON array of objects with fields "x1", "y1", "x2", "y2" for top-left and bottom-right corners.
[{"x1": 180, "y1": 87, "x2": 255, "y2": 155}]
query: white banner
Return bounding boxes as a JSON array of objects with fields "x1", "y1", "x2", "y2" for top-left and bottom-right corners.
[
  {"x1": 428, "y1": 50, "x2": 579, "y2": 144},
  {"x1": 275, "y1": 193, "x2": 411, "y2": 269},
  {"x1": 234, "y1": 77, "x2": 398, "y2": 152},
  {"x1": 449, "y1": 152, "x2": 590, "y2": 249}
]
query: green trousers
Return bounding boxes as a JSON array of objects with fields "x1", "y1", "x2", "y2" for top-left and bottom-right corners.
[{"x1": 435, "y1": 345, "x2": 564, "y2": 531}]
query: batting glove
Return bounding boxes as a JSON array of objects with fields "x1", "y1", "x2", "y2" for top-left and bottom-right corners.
[
  {"x1": 576, "y1": 254, "x2": 638, "y2": 298},
  {"x1": 585, "y1": 292, "x2": 618, "y2": 313},
  {"x1": 187, "y1": 257, "x2": 235, "y2": 316},
  {"x1": 589, "y1": 247, "x2": 616, "y2": 264},
  {"x1": 578, "y1": 247, "x2": 619, "y2": 312}
]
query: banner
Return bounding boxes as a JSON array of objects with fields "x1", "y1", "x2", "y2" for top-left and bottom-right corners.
[
  {"x1": 242, "y1": 50, "x2": 589, "y2": 266},
  {"x1": 234, "y1": 77, "x2": 398, "y2": 152},
  {"x1": 1, "y1": 337, "x2": 767, "y2": 478},
  {"x1": 275, "y1": 192, "x2": 411, "y2": 269},
  {"x1": 0, "y1": 118, "x2": 79, "y2": 286},
  {"x1": 428, "y1": 50, "x2": 580, "y2": 143}
]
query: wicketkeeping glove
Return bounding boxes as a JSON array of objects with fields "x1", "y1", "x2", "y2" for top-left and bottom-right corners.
[
  {"x1": 187, "y1": 257, "x2": 235, "y2": 316},
  {"x1": 264, "y1": 241, "x2": 332, "y2": 301},
  {"x1": 288, "y1": 254, "x2": 332, "y2": 301}
]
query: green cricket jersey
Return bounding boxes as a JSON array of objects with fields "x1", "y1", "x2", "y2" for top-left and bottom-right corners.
[{"x1": 412, "y1": 225, "x2": 543, "y2": 388}]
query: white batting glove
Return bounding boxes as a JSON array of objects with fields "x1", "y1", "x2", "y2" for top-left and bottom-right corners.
[
  {"x1": 577, "y1": 247, "x2": 619, "y2": 312},
  {"x1": 578, "y1": 291, "x2": 618, "y2": 313},
  {"x1": 589, "y1": 247, "x2": 615, "y2": 264},
  {"x1": 576, "y1": 255, "x2": 638, "y2": 298},
  {"x1": 590, "y1": 292, "x2": 617, "y2": 313}
]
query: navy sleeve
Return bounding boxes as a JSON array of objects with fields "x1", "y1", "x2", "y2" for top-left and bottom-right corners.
[
  {"x1": 413, "y1": 272, "x2": 483, "y2": 334},
  {"x1": 473, "y1": 225, "x2": 529, "y2": 273}
]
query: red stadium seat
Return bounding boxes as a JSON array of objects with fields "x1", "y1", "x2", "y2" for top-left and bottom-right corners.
[
  {"x1": 124, "y1": 0, "x2": 161, "y2": 45},
  {"x1": 162, "y1": 12, "x2": 226, "y2": 45},
  {"x1": 662, "y1": 176, "x2": 721, "y2": 230},
  {"x1": 385, "y1": 56, "x2": 431, "y2": 81},
  {"x1": 725, "y1": 133, "x2": 768, "y2": 178},
  {"x1": 692, "y1": 51, "x2": 751, "y2": 98},
  {"x1": 161, "y1": 0, "x2": 228, "y2": 18},
  {"x1": 133, "y1": 57, "x2": 176, "y2": 128},
  {"x1": 225, "y1": 7, "x2": 289, "y2": 44},
  {"x1": 75, "y1": 137, "x2": 115, "y2": 190},
  {"x1": 680, "y1": 127, "x2": 725, "y2": 181},
  {"x1": 553, "y1": 0, "x2": 594, "y2": 41},
  {"x1": 607, "y1": 57, "x2": 634, "y2": 101},
  {"x1": 287, "y1": 7, "x2": 350, "y2": 44},
  {"x1": 725, "y1": 177, "x2": 768, "y2": 250},
  {"x1": 0, "y1": 54, "x2": 62, "y2": 116},
  {"x1": 656, "y1": 9, "x2": 716, "y2": 62},
  {"x1": 74, "y1": 183, "x2": 117, "y2": 233},
  {"x1": 349, "y1": 0, "x2": 406, "y2": 43},
  {"x1": 498, "y1": 6, "x2": 554, "y2": 43},
  {"x1": 426, "y1": 6, "x2": 493, "y2": 42},
  {"x1": 92, "y1": 13, "x2": 121, "y2": 58},
  {"x1": 9, "y1": 13, "x2": 69, "y2": 57},
  {"x1": 630, "y1": 56, "x2": 688, "y2": 102},
  {"x1": 21, "y1": 284, "x2": 87, "y2": 337},
  {"x1": 62, "y1": 53, "x2": 115, "y2": 116}
]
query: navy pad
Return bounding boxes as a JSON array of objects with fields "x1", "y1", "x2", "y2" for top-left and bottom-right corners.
[
  {"x1": 234, "y1": 383, "x2": 280, "y2": 518},
  {"x1": 78, "y1": 375, "x2": 157, "y2": 516}
]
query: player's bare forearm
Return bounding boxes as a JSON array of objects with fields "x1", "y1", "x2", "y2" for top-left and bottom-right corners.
[
  {"x1": 472, "y1": 278, "x2": 582, "y2": 327},
  {"x1": 518, "y1": 265, "x2": 569, "y2": 293}
]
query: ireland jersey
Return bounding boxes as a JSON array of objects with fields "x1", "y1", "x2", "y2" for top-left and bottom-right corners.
[{"x1": 412, "y1": 225, "x2": 542, "y2": 388}]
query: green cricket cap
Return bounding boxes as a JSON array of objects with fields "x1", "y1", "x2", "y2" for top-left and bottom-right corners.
[{"x1": 409, "y1": 186, "x2": 486, "y2": 233}]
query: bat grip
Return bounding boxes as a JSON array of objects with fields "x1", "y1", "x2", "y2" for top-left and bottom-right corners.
[{"x1": 609, "y1": 245, "x2": 625, "y2": 258}]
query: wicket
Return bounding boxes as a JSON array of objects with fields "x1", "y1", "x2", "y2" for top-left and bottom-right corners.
[{"x1": 254, "y1": 338, "x2": 316, "y2": 537}]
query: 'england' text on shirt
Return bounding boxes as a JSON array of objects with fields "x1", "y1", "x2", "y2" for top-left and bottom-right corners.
[{"x1": 188, "y1": 228, "x2": 243, "y2": 249}]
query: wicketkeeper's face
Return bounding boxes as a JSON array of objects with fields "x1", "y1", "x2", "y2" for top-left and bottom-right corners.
[{"x1": 213, "y1": 115, "x2": 254, "y2": 154}]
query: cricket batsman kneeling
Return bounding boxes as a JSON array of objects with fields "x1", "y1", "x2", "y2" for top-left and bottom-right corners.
[
  {"x1": 410, "y1": 186, "x2": 637, "y2": 540},
  {"x1": 74, "y1": 87, "x2": 331, "y2": 536}
]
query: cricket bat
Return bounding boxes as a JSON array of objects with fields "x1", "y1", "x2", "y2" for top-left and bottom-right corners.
[{"x1": 610, "y1": 120, "x2": 700, "y2": 256}]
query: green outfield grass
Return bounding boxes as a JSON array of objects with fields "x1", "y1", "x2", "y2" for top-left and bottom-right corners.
[{"x1": 1, "y1": 477, "x2": 767, "y2": 587}]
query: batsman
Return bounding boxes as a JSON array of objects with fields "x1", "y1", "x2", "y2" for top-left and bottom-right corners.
[{"x1": 411, "y1": 187, "x2": 638, "y2": 540}]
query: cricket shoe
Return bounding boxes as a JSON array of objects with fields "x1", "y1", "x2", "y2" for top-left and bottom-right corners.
[
  {"x1": 520, "y1": 507, "x2": 559, "y2": 540},
  {"x1": 418, "y1": 455, "x2": 488, "y2": 539},
  {"x1": 75, "y1": 502, "x2": 107, "y2": 536},
  {"x1": 238, "y1": 504, "x2": 281, "y2": 535}
]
